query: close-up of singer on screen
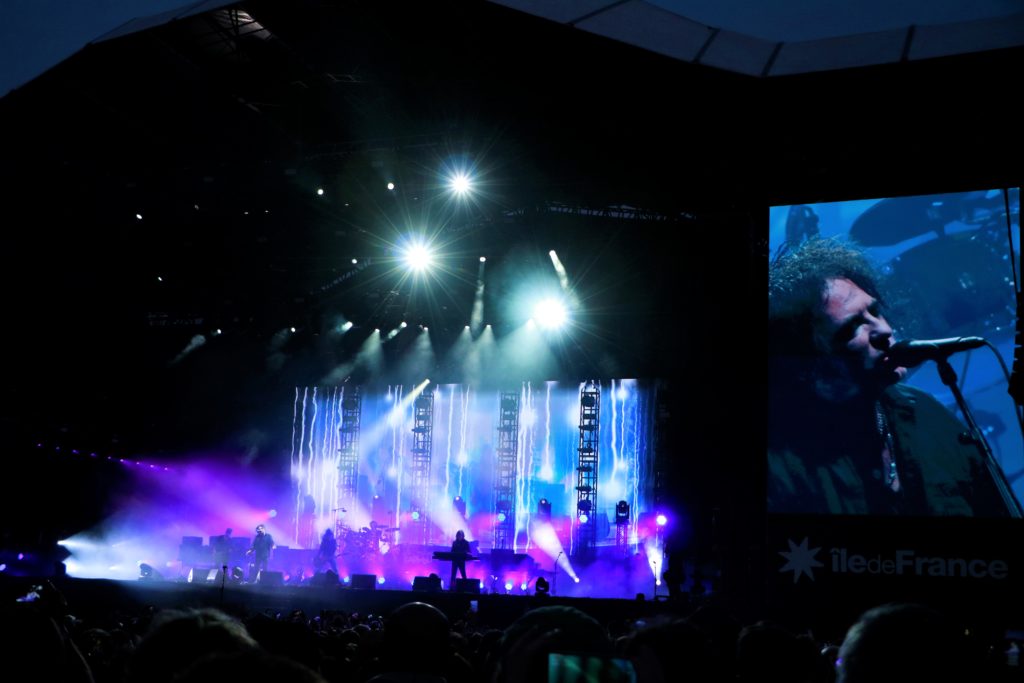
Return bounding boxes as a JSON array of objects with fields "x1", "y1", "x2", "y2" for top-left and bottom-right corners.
[{"x1": 767, "y1": 236, "x2": 1022, "y2": 517}]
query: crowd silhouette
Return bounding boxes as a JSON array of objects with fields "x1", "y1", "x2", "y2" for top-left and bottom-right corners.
[{"x1": 0, "y1": 578, "x2": 1018, "y2": 682}]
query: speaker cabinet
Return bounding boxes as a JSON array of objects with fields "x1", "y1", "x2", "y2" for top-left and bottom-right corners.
[
  {"x1": 350, "y1": 573, "x2": 377, "y2": 590},
  {"x1": 256, "y1": 570, "x2": 284, "y2": 586},
  {"x1": 455, "y1": 578, "x2": 480, "y2": 594},
  {"x1": 412, "y1": 575, "x2": 442, "y2": 592}
]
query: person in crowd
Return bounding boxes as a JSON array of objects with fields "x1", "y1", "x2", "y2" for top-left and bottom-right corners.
[{"x1": 836, "y1": 603, "x2": 977, "y2": 683}]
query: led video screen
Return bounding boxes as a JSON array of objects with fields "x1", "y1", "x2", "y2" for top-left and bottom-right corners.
[{"x1": 768, "y1": 188, "x2": 1021, "y2": 517}]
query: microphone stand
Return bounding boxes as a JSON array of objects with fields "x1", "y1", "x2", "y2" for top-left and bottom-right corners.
[{"x1": 936, "y1": 357, "x2": 1024, "y2": 518}]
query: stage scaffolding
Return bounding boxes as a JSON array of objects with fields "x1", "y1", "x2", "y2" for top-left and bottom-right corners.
[
  {"x1": 493, "y1": 391, "x2": 520, "y2": 551},
  {"x1": 574, "y1": 381, "x2": 600, "y2": 557},
  {"x1": 409, "y1": 388, "x2": 435, "y2": 545},
  {"x1": 334, "y1": 389, "x2": 362, "y2": 538}
]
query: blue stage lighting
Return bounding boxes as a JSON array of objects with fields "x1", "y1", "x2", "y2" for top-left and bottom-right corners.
[{"x1": 533, "y1": 298, "x2": 567, "y2": 329}]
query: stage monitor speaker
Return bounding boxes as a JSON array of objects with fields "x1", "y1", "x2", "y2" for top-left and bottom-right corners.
[
  {"x1": 351, "y1": 573, "x2": 377, "y2": 590},
  {"x1": 412, "y1": 575, "x2": 442, "y2": 592},
  {"x1": 187, "y1": 567, "x2": 222, "y2": 584},
  {"x1": 455, "y1": 578, "x2": 480, "y2": 594},
  {"x1": 311, "y1": 570, "x2": 339, "y2": 587},
  {"x1": 256, "y1": 570, "x2": 284, "y2": 587}
]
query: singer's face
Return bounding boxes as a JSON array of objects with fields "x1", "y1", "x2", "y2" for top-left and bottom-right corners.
[{"x1": 814, "y1": 278, "x2": 906, "y2": 399}]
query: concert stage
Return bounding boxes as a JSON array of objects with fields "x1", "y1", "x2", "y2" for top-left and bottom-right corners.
[
  {"x1": 1, "y1": 574, "x2": 687, "y2": 631},
  {"x1": 158, "y1": 539, "x2": 667, "y2": 603}
]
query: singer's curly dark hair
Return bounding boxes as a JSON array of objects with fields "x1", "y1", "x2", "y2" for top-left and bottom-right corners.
[{"x1": 769, "y1": 237, "x2": 885, "y2": 357}]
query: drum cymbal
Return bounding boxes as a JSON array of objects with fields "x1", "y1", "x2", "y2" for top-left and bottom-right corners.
[{"x1": 848, "y1": 192, "x2": 991, "y2": 247}]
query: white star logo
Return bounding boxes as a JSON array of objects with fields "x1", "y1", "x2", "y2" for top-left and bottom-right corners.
[{"x1": 778, "y1": 537, "x2": 823, "y2": 583}]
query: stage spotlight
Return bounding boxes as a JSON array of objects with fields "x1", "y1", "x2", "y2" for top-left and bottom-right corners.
[
  {"x1": 533, "y1": 298, "x2": 567, "y2": 330},
  {"x1": 497, "y1": 512, "x2": 506, "y2": 523},
  {"x1": 656, "y1": 514, "x2": 668, "y2": 527},
  {"x1": 400, "y1": 321, "x2": 408, "y2": 328},
  {"x1": 573, "y1": 577, "x2": 580, "y2": 583},
  {"x1": 535, "y1": 576, "x2": 550, "y2": 595},
  {"x1": 520, "y1": 581, "x2": 529, "y2": 591},
  {"x1": 377, "y1": 576, "x2": 386, "y2": 585},
  {"x1": 504, "y1": 581, "x2": 513, "y2": 593},
  {"x1": 449, "y1": 173, "x2": 471, "y2": 195},
  {"x1": 316, "y1": 188, "x2": 324, "y2": 196},
  {"x1": 479, "y1": 256, "x2": 486, "y2": 262},
  {"x1": 454, "y1": 496, "x2": 467, "y2": 517},
  {"x1": 411, "y1": 510, "x2": 421, "y2": 521},
  {"x1": 537, "y1": 498, "x2": 552, "y2": 520},
  {"x1": 290, "y1": 327, "x2": 296, "y2": 333},
  {"x1": 138, "y1": 563, "x2": 163, "y2": 581},
  {"x1": 615, "y1": 501, "x2": 630, "y2": 525},
  {"x1": 402, "y1": 242, "x2": 434, "y2": 272},
  {"x1": 387, "y1": 182, "x2": 395, "y2": 191}
]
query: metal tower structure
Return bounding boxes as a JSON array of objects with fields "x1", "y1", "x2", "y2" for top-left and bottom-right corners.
[
  {"x1": 409, "y1": 388, "x2": 435, "y2": 546},
  {"x1": 574, "y1": 381, "x2": 600, "y2": 556},
  {"x1": 493, "y1": 390, "x2": 520, "y2": 551},
  {"x1": 335, "y1": 388, "x2": 362, "y2": 538}
]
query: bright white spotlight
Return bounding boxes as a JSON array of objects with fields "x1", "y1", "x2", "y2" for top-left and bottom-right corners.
[
  {"x1": 450, "y1": 173, "x2": 471, "y2": 195},
  {"x1": 290, "y1": 327, "x2": 297, "y2": 333},
  {"x1": 656, "y1": 514, "x2": 668, "y2": 527},
  {"x1": 400, "y1": 321, "x2": 408, "y2": 328},
  {"x1": 316, "y1": 188, "x2": 324, "y2": 196},
  {"x1": 533, "y1": 298, "x2": 567, "y2": 330},
  {"x1": 387, "y1": 182, "x2": 395, "y2": 191},
  {"x1": 402, "y1": 243, "x2": 434, "y2": 272},
  {"x1": 479, "y1": 256, "x2": 486, "y2": 262}
]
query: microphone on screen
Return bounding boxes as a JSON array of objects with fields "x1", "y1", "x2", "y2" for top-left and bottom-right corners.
[{"x1": 887, "y1": 337, "x2": 986, "y2": 368}]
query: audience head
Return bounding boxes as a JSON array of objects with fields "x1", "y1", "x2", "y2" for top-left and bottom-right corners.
[
  {"x1": 126, "y1": 607, "x2": 257, "y2": 683},
  {"x1": 837, "y1": 603, "x2": 972, "y2": 683}
]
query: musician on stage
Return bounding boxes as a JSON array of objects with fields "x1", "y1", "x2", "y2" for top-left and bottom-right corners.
[
  {"x1": 449, "y1": 529, "x2": 471, "y2": 590},
  {"x1": 245, "y1": 524, "x2": 275, "y2": 581},
  {"x1": 314, "y1": 527, "x2": 338, "y2": 574}
]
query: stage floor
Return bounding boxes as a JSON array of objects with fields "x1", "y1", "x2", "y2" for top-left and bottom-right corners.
[{"x1": 2, "y1": 575, "x2": 689, "y2": 630}]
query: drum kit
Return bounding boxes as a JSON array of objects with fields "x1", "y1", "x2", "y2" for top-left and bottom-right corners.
[
  {"x1": 847, "y1": 189, "x2": 1019, "y2": 340},
  {"x1": 336, "y1": 522, "x2": 400, "y2": 558}
]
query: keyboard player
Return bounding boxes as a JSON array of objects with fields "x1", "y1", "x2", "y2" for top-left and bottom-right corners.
[{"x1": 450, "y1": 530, "x2": 471, "y2": 589}]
